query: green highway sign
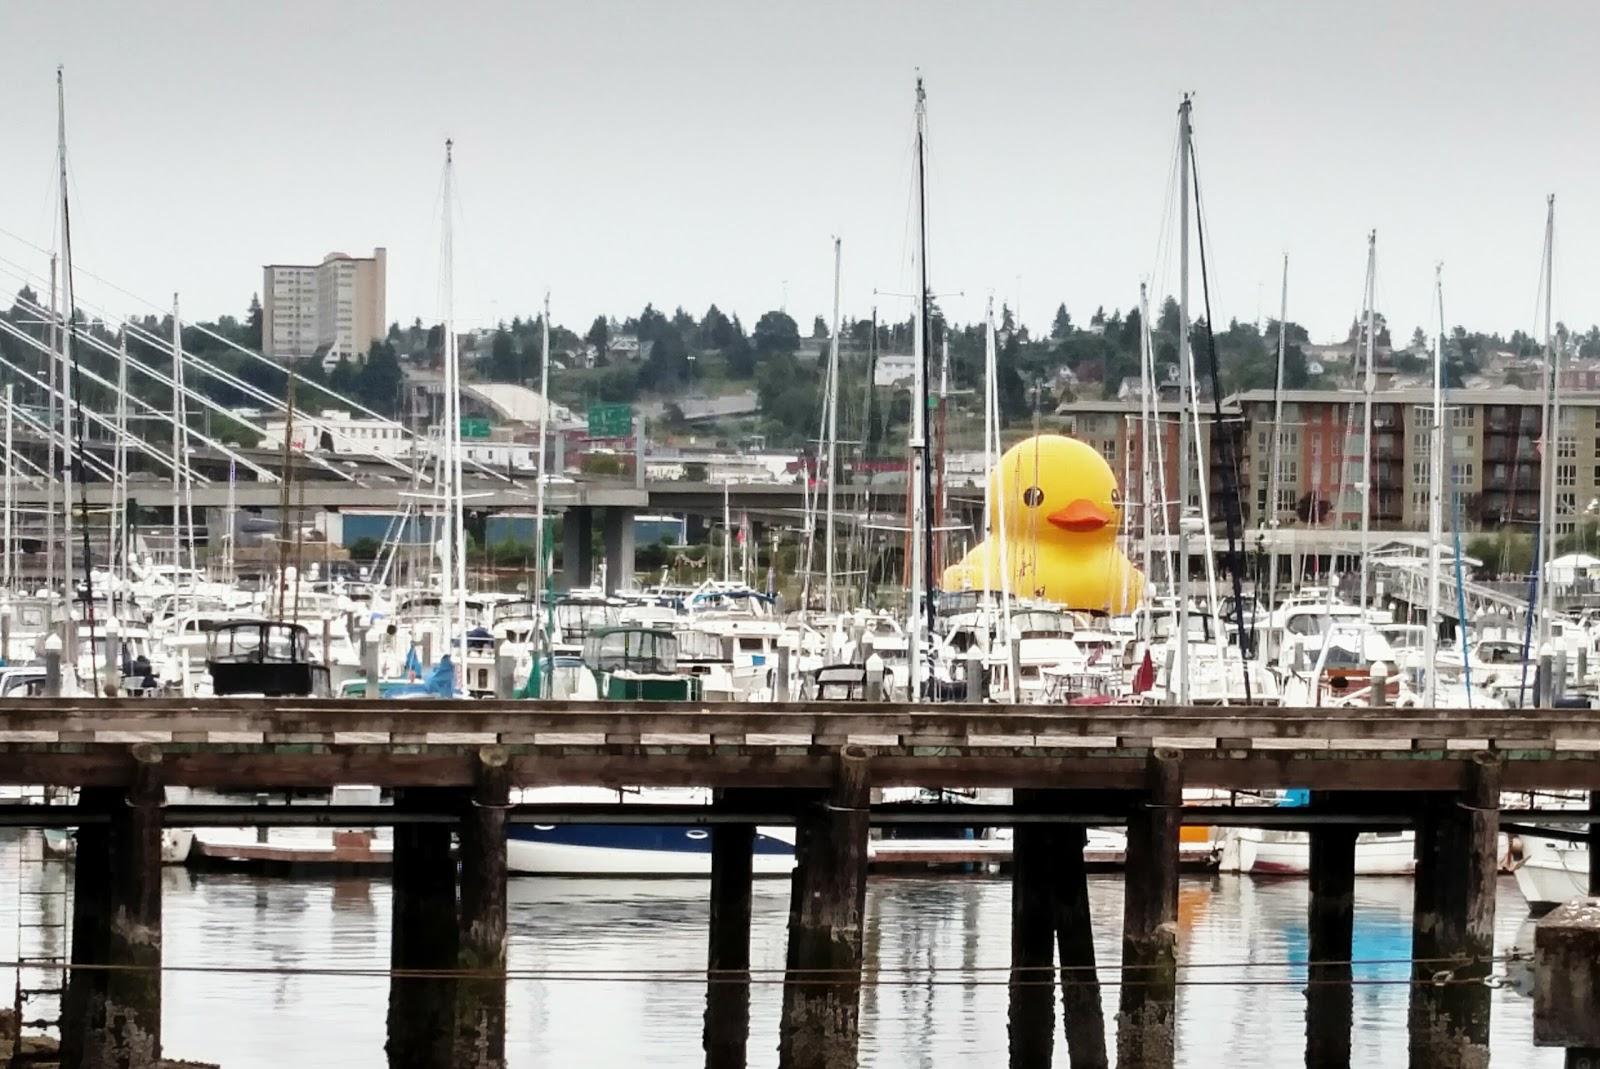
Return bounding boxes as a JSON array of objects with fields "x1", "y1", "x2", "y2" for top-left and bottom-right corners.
[
  {"x1": 460, "y1": 417, "x2": 491, "y2": 439},
  {"x1": 588, "y1": 403, "x2": 633, "y2": 438}
]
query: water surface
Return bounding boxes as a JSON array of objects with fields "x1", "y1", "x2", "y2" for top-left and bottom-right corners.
[{"x1": 0, "y1": 833, "x2": 1554, "y2": 1067}]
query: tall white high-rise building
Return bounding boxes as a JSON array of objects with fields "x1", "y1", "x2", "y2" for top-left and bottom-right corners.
[{"x1": 262, "y1": 247, "x2": 386, "y2": 366}]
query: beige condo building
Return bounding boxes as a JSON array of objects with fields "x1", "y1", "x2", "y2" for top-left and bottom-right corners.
[{"x1": 262, "y1": 248, "x2": 387, "y2": 367}]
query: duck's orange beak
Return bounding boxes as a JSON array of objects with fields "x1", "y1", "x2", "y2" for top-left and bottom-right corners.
[{"x1": 1047, "y1": 498, "x2": 1112, "y2": 532}]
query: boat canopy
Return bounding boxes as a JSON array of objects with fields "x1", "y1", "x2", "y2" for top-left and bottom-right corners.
[
  {"x1": 583, "y1": 627, "x2": 680, "y2": 675},
  {"x1": 207, "y1": 621, "x2": 314, "y2": 664}
]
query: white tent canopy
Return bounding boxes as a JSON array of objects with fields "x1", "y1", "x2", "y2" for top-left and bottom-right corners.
[{"x1": 1546, "y1": 552, "x2": 1600, "y2": 585}]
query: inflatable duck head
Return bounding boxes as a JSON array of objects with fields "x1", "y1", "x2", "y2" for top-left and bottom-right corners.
[
  {"x1": 943, "y1": 433, "x2": 1143, "y2": 612},
  {"x1": 995, "y1": 434, "x2": 1123, "y2": 541}
]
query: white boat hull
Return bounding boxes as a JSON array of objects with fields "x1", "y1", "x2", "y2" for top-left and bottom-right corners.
[
  {"x1": 507, "y1": 826, "x2": 795, "y2": 876},
  {"x1": 1513, "y1": 835, "x2": 1589, "y2": 913},
  {"x1": 1217, "y1": 828, "x2": 1416, "y2": 876},
  {"x1": 44, "y1": 827, "x2": 194, "y2": 865}
]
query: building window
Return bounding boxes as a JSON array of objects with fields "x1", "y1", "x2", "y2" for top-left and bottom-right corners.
[
  {"x1": 1100, "y1": 440, "x2": 1117, "y2": 463},
  {"x1": 1451, "y1": 462, "x2": 1473, "y2": 487},
  {"x1": 1559, "y1": 436, "x2": 1578, "y2": 459},
  {"x1": 1559, "y1": 463, "x2": 1577, "y2": 488},
  {"x1": 1451, "y1": 407, "x2": 1474, "y2": 428}
]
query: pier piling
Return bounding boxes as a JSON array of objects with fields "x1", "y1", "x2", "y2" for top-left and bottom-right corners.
[
  {"x1": 99, "y1": 744, "x2": 165, "y2": 1068},
  {"x1": 1116, "y1": 748, "x2": 1183, "y2": 1069},
  {"x1": 1408, "y1": 752, "x2": 1500, "y2": 1069},
  {"x1": 1052, "y1": 822, "x2": 1108, "y2": 1069},
  {"x1": 60, "y1": 787, "x2": 119, "y2": 1069},
  {"x1": 454, "y1": 748, "x2": 510, "y2": 1068},
  {"x1": 704, "y1": 790, "x2": 757, "y2": 1069},
  {"x1": 1305, "y1": 792, "x2": 1357, "y2": 1069},
  {"x1": 1008, "y1": 797, "x2": 1055, "y2": 1069},
  {"x1": 778, "y1": 746, "x2": 870, "y2": 1069},
  {"x1": 387, "y1": 787, "x2": 459, "y2": 1069},
  {"x1": 363, "y1": 632, "x2": 379, "y2": 699},
  {"x1": 1533, "y1": 896, "x2": 1600, "y2": 1063},
  {"x1": 1589, "y1": 792, "x2": 1600, "y2": 896}
]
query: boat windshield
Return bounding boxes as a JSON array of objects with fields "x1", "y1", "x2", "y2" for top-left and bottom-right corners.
[
  {"x1": 676, "y1": 629, "x2": 725, "y2": 661},
  {"x1": 556, "y1": 600, "x2": 621, "y2": 640},
  {"x1": 208, "y1": 622, "x2": 312, "y2": 664},
  {"x1": 1011, "y1": 610, "x2": 1071, "y2": 639},
  {"x1": 1380, "y1": 626, "x2": 1427, "y2": 651},
  {"x1": 583, "y1": 629, "x2": 679, "y2": 674}
]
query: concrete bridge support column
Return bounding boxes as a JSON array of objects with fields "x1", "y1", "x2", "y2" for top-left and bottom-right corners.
[
  {"x1": 603, "y1": 507, "x2": 635, "y2": 595},
  {"x1": 387, "y1": 787, "x2": 458, "y2": 1069},
  {"x1": 1408, "y1": 753, "x2": 1500, "y2": 1069},
  {"x1": 778, "y1": 747, "x2": 870, "y2": 1069},
  {"x1": 1116, "y1": 749, "x2": 1183, "y2": 1069},
  {"x1": 561, "y1": 507, "x2": 593, "y2": 591}
]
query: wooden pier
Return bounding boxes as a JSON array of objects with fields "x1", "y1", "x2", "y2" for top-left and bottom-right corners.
[{"x1": 7, "y1": 697, "x2": 1600, "y2": 1068}]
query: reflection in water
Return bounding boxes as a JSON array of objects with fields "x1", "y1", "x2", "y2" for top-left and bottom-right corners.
[{"x1": 0, "y1": 832, "x2": 1560, "y2": 1067}]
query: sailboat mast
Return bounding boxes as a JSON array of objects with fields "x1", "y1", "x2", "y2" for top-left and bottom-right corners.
[
  {"x1": 534, "y1": 290, "x2": 551, "y2": 601},
  {"x1": 3, "y1": 383, "x2": 11, "y2": 595},
  {"x1": 1264, "y1": 256, "x2": 1288, "y2": 615},
  {"x1": 1359, "y1": 231, "x2": 1376, "y2": 614},
  {"x1": 57, "y1": 66, "x2": 100, "y2": 692},
  {"x1": 114, "y1": 333, "x2": 128, "y2": 593},
  {"x1": 45, "y1": 256, "x2": 57, "y2": 599},
  {"x1": 56, "y1": 71, "x2": 76, "y2": 604},
  {"x1": 1140, "y1": 286, "x2": 1171, "y2": 595},
  {"x1": 225, "y1": 458, "x2": 236, "y2": 583},
  {"x1": 981, "y1": 297, "x2": 996, "y2": 619},
  {"x1": 1536, "y1": 195, "x2": 1557, "y2": 658},
  {"x1": 722, "y1": 480, "x2": 731, "y2": 583},
  {"x1": 1424, "y1": 264, "x2": 1445, "y2": 706},
  {"x1": 275, "y1": 362, "x2": 296, "y2": 621},
  {"x1": 908, "y1": 75, "x2": 937, "y2": 696},
  {"x1": 441, "y1": 139, "x2": 469, "y2": 682},
  {"x1": 824, "y1": 237, "x2": 842, "y2": 614},
  {"x1": 171, "y1": 294, "x2": 186, "y2": 575},
  {"x1": 1175, "y1": 96, "x2": 1193, "y2": 706},
  {"x1": 1137, "y1": 283, "x2": 1157, "y2": 627}
]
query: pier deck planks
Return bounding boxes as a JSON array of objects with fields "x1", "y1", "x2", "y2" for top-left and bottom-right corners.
[{"x1": 0, "y1": 698, "x2": 1597, "y2": 792}]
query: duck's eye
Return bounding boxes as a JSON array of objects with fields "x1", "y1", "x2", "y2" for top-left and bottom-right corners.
[
  {"x1": 1110, "y1": 487, "x2": 1122, "y2": 506},
  {"x1": 1023, "y1": 486, "x2": 1044, "y2": 508}
]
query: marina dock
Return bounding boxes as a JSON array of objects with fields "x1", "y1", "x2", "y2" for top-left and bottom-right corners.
[{"x1": 5, "y1": 698, "x2": 1600, "y2": 1067}]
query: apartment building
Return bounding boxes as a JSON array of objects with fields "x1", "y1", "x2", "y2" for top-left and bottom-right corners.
[
  {"x1": 1208, "y1": 387, "x2": 1600, "y2": 537},
  {"x1": 1051, "y1": 386, "x2": 1600, "y2": 542},
  {"x1": 1055, "y1": 397, "x2": 1243, "y2": 533},
  {"x1": 262, "y1": 248, "x2": 387, "y2": 366}
]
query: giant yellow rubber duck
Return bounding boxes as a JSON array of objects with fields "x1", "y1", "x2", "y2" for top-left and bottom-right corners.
[{"x1": 943, "y1": 434, "x2": 1145, "y2": 613}]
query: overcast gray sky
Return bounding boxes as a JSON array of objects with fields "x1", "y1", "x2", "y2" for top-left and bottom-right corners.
[{"x1": 1, "y1": 0, "x2": 1596, "y2": 345}]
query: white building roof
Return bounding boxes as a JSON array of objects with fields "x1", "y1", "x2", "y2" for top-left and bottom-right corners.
[{"x1": 464, "y1": 383, "x2": 576, "y2": 426}]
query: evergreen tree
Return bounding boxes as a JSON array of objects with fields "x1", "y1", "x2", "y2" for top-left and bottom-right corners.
[
  {"x1": 586, "y1": 315, "x2": 609, "y2": 365},
  {"x1": 1051, "y1": 303, "x2": 1072, "y2": 340},
  {"x1": 753, "y1": 310, "x2": 800, "y2": 355}
]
